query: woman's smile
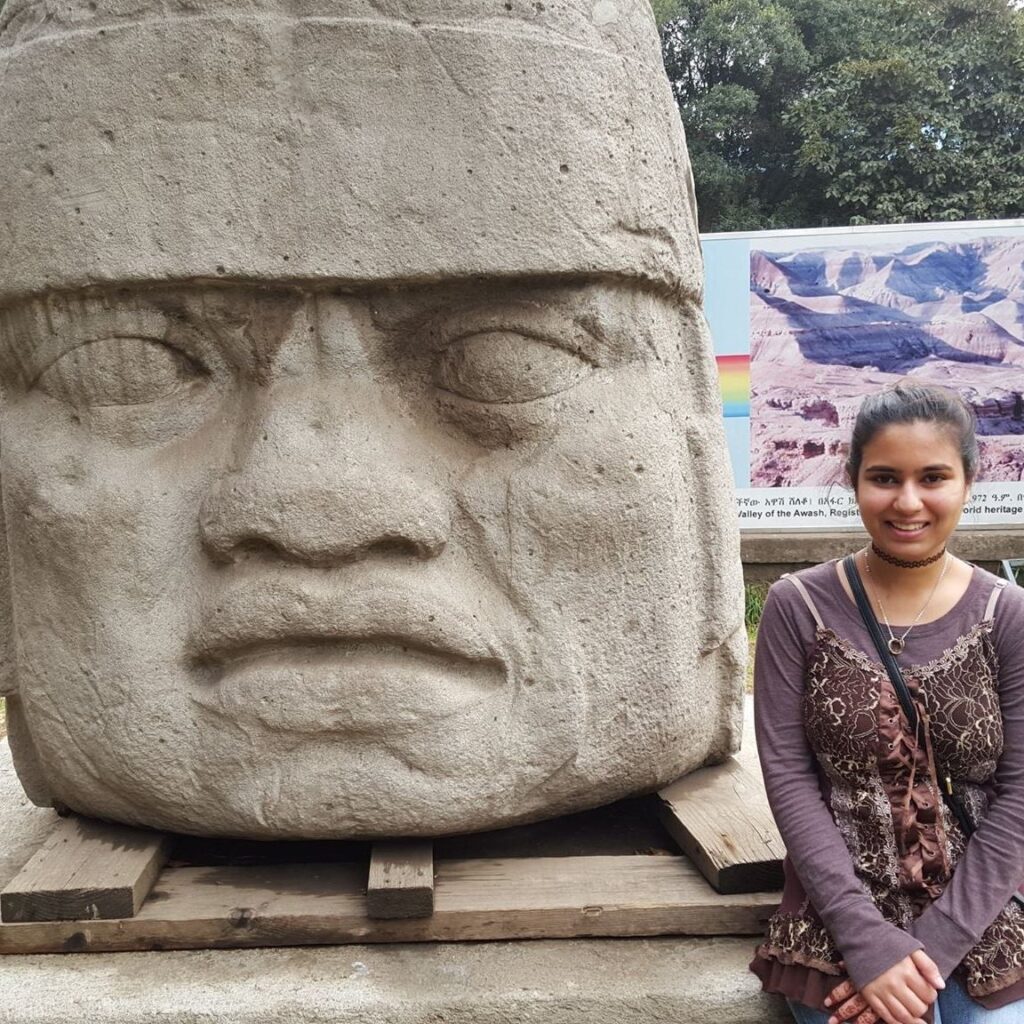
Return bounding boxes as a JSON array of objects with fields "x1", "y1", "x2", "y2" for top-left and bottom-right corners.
[{"x1": 855, "y1": 420, "x2": 971, "y2": 561}]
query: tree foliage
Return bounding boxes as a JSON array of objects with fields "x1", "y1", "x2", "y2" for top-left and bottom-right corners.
[{"x1": 657, "y1": 0, "x2": 1024, "y2": 231}]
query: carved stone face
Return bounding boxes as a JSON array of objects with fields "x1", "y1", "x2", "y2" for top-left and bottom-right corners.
[{"x1": 0, "y1": 1, "x2": 744, "y2": 838}]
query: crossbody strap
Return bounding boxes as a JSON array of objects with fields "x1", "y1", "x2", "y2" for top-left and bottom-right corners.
[
  {"x1": 842, "y1": 554, "x2": 920, "y2": 734},
  {"x1": 841, "y1": 556, "x2": 978, "y2": 832},
  {"x1": 841, "y1": 554, "x2": 1024, "y2": 909}
]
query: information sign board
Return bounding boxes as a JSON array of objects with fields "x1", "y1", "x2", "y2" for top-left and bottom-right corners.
[{"x1": 703, "y1": 220, "x2": 1024, "y2": 529}]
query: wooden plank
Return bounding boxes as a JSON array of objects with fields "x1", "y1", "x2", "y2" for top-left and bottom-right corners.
[
  {"x1": 658, "y1": 757, "x2": 785, "y2": 894},
  {"x1": 0, "y1": 855, "x2": 781, "y2": 954},
  {"x1": 0, "y1": 816, "x2": 170, "y2": 923},
  {"x1": 367, "y1": 841, "x2": 434, "y2": 919}
]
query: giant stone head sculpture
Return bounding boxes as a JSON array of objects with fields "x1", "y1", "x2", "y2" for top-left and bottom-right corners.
[{"x1": 0, "y1": 0, "x2": 744, "y2": 839}]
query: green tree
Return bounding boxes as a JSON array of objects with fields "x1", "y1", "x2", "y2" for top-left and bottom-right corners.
[{"x1": 657, "y1": 0, "x2": 1024, "y2": 231}]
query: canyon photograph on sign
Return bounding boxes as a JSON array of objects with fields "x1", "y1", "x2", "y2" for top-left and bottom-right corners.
[{"x1": 749, "y1": 233, "x2": 1024, "y2": 488}]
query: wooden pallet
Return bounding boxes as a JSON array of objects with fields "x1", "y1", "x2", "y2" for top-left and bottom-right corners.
[
  {"x1": 0, "y1": 757, "x2": 783, "y2": 955},
  {"x1": 659, "y1": 756, "x2": 785, "y2": 894}
]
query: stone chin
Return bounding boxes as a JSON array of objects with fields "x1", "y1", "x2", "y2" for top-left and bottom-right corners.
[{"x1": 6, "y1": 621, "x2": 744, "y2": 840}]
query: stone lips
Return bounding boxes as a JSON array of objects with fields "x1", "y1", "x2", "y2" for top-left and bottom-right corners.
[
  {"x1": 750, "y1": 235, "x2": 1024, "y2": 487},
  {"x1": 0, "y1": 0, "x2": 702, "y2": 302}
]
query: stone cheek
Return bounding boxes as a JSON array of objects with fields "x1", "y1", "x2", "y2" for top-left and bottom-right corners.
[{"x1": 0, "y1": 1, "x2": 743, "y2": 839}]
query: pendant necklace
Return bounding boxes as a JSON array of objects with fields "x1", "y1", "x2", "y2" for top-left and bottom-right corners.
[{"x1": 862, "y1": 549, "x2": 951, "y2": 655}]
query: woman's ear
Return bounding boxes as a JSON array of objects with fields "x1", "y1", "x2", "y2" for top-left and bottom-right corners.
[{"x1": 842, "y1": 453, "x2": 857, "y2": 496}]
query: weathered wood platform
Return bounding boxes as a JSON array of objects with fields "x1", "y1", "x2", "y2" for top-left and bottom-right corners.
[
  {"x1": 366, "y1": 840, "x2": 435, "y2": 919},
  {"x1": 0, "y1": 853, "x2": 780, "y2": 954},
  {"x1": 0, "y1": 757, "x2": 784, "y2": 955},
  {"x1": 658, "y1": 757, "x2": 785, "y2": 894},
  {"x1": 2, "y1": 816, "x2": 170, "y2": 924}
]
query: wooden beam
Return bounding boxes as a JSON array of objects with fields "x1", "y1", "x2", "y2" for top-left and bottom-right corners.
[
  {"x1": 658, "y1": 757, "x2": 785, "y2": 895},
  {"x1": 366, "y1": 841, "x2": 434, "y2": 919},
  {"x1": 0, "y1": 854, "x2": 780, "y2": 954},
  {"x1": 0, "y1": 815, "x2": 170, "y2": 923}
]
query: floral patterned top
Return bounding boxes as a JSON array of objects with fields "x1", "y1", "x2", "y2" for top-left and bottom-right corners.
[{"x1": 749, "y1": 560, "x2": 1024, "y2": 1011}]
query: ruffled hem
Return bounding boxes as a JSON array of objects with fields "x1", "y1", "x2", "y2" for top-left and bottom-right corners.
[
  {"x1": 754, "y1": 941, "x2": 842, "y2": 976},
  {"x1": 750, "y1": 952, "x2": 842, "y2": 1012},
  {"x1": 750, "y1": 950, "x2": 1024, "y2": 1013}
]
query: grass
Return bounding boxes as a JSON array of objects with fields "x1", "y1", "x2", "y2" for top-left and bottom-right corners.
[
  {"x1": 745, "y1": 582, "x2": 770, "y2": 629},
  {"x1": 744, "y1": 582, "x2": 769, "y2": 693}
]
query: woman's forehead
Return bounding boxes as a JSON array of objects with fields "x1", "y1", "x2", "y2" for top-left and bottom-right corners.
[{"x1": 861, "y1": 420, "x2": 964, "y2": 464}]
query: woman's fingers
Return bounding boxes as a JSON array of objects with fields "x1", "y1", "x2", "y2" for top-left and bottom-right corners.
[
  {"x1": 827, "y1": 991, "x2": 868, "y2": 1024},
  {"x1": 879, "y1": 990, "x2": 927, "y2": 1024},
  {"x1": 910, "y1": 950, "x2": 945, "y2": 992},
  {"x1": 862, "y1": 991, "x2": 898, "y2": 1024},
  {"x1": 825, "y1": 980, "x2": 857, "y2": 1007},
  {"x1": 859, "y1": 953, "x2": 942, "y2": 1024},
  {"x1": 903, "y1": 969, "x2": 938, "y2": 1007}
]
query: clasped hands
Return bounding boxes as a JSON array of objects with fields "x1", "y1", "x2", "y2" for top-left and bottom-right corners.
[{"x1": 824, "y1": 951, "x2": 945, "y2": 1024}]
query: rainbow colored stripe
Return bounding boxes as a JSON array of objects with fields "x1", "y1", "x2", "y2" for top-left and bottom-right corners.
[{"x1": 716, "y1": 354, "x2": 749, "y2": 418}]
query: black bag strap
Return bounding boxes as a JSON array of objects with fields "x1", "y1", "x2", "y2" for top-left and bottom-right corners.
[
  {"x1": 841, "y1": 553, "x2": 1024, "y2": 909},
  {"x1": 842, "y1": 554, "x2": 919, "y2": 734},
  {"x1": 842, "y1": 554, "x2": 973, "y2": 832}
]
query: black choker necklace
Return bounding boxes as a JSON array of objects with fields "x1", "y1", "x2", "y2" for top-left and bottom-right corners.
[{"x1": 870, "y1": 542, "x2": 946, "y2": 569}]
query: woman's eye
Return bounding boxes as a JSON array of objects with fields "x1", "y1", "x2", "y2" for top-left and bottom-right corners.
[
  {"x1": 34, "y1": 337, "x2": 207, "y2": 407},
  {"x1": 434, "y1": 331, "x2": 591, "y2": 404}
]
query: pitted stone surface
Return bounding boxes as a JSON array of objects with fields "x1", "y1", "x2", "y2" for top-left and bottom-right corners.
[
  {"x1": 0, "y1": 0, "x2": 701, "y2": 299},
  {"x1": 0, "y1": 0, "x2": 744, "y2": 839},
  {"x1": 0, "y1": 941, "x2": 790, "y2": 1024}
]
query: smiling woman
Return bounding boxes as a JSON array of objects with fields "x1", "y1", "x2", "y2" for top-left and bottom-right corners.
[{"x1": 750, "y1": 383, "x2": 1024, "y2": 1024}]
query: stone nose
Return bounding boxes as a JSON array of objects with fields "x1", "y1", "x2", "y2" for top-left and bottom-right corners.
[{"x1": 198, "y1": 378, "x2": 451, "y2": 567}]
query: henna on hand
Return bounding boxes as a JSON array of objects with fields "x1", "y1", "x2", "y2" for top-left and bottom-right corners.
[{"x1": 825, "y1": 979, "x2": 879, "y2": 1024}]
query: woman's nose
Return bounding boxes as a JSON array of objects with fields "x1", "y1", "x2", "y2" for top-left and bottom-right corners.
[{"x1": 892, "y1": 482, "x2": 924, "y2": 514}]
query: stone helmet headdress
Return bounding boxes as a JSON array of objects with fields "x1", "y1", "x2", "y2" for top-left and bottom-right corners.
[{"x1": 0, "y1": 0, "x2": 702, "y2": 303}]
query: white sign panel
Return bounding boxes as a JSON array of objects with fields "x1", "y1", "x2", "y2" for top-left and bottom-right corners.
[{"x1": 703, "y1": 220, "x2": 1024, "y2": 529}]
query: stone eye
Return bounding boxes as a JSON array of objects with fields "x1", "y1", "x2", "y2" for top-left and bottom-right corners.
[
  {"x1": 434, "y1": 331, "x2": 591, "y2": 404},
  {"x1": 35, "y1": 337, "x2": 207, "y2": 407}
]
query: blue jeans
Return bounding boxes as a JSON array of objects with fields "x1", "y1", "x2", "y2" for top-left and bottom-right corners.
[{"x1": 786, "y1": 976, "x2": 1024, "y2": 1023}]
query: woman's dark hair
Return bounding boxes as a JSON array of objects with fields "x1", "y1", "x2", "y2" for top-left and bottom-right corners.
[{"x1": 845, "y1": 383, "x2": 980, "y2": 487}]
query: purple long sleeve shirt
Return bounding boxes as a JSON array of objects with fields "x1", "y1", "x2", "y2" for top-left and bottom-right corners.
[{"x1": 751, "y1": 559, "x2": 1024, "y2": 1005}]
